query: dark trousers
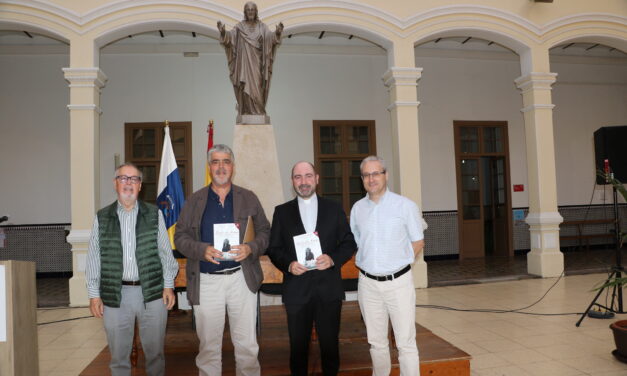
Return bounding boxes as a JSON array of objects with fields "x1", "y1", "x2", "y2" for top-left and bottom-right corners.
[{"x1": 285, "y1": 297, "x2": 342, "y2": 376}]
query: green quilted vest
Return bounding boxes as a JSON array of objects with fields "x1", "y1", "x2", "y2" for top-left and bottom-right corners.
[{"x1": 97, "y1": 201, "x2": 164, "y2": 307}]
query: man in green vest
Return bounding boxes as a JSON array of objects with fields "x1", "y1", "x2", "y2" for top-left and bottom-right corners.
[{"x1": 86, "y1": 163, "x2": 179, "y2": 376}]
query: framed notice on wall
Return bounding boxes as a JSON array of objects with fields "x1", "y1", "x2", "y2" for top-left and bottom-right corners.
[{"x1": 0, "y1": 265, "x2": 6, "y2": 342}]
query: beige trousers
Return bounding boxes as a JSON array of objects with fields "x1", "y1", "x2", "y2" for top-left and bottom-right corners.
[
  {"x1": 357, "y1": 270, "x2": 420, "y2": 376},
  {"x1": 194, "y1": 271, "x2": 260, "y2": 376}
]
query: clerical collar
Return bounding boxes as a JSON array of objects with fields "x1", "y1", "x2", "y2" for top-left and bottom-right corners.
[{"x1": 298, "y1": 194, "x2": 317, "y2": 205}]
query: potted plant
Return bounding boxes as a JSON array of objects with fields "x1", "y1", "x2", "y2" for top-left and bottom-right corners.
[{"x1": 593, "y1": 173, "x2": 627, "y2": 362}]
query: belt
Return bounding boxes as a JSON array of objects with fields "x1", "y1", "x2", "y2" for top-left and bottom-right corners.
[
  {"x1": 360, "y1": 265, "x2": 411, "y2": 282},
  {"x1": 204, "y1": 266, "x2": 241, "y2": 275},
  {"x1": 122, "y1": 280, "x2": 141, "y2": 286}
]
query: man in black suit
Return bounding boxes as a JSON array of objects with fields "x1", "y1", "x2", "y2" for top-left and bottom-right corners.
[{"x1": 267, "y1": 161, "x2": 356, "y2": 376}]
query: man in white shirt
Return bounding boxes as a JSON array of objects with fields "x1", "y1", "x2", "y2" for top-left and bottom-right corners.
[{"x1": 350, "y1": 155, "x2": 425, "y2": 376}]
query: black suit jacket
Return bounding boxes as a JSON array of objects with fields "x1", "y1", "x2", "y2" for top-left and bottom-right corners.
[{"x1": 267, "y1": 196, "x2": 356, "y2": 305}]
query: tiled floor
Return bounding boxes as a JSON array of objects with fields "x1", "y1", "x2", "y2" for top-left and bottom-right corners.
[{"x1": 35, "y1": 248, "x2": 627, "y2": 375}]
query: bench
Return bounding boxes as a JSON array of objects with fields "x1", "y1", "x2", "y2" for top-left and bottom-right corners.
[{"x1": 560, "y1": 219, "x2": 616, "y2": 250}]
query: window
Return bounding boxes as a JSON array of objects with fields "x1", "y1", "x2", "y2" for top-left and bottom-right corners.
[
  {"x1": 313, "y1": 120, "x2": 376, "y2": 214},
  {"x1": 124, "y1": 122, "x2": 193, "y2": 203}
]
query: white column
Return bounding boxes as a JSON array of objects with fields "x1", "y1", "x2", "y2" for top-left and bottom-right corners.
[
  {"x1": 515, "y1": 71, "x2": 564, "y2": 277},
  {"x1": 63, "y1": 67, "x2": 107, "y2": 306},
  {"x1": 382, "y1": 63, "x2": 427, "y2": 288}
]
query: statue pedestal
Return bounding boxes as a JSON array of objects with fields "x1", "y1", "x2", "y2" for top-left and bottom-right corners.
[{"x1": 232, "y1": 123, "x2": 284, "y2": 220}]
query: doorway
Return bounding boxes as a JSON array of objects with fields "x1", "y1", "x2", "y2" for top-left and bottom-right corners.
[{"x1": 454, "y1": 121, "x2": 513, "y2": 259}]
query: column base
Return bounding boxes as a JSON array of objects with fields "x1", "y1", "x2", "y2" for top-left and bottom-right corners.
[
  {"x1": 527, "y1": 250, "x2": 564, "y2": 278},
  {"x1": 69, "y1": 275, "x2": 89, "y2": 307},
  {"x1": 526, "y1": 211, "x2": 564, "y2": 278},
  {"x1": 67, "y1": 229, "x2": 90, "y2": 307},
  {"x1": 412, "y1": 257, "x2": 428, "y2": 288}
]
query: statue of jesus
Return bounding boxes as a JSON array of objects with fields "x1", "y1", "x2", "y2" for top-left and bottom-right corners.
[{"x1": 218, "y1": 2, "x2": 283, "y2": 123}]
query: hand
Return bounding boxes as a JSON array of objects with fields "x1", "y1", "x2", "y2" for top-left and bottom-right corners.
[
  {"x1": 89, "y1": 297, "x2": 104, "y2": 318},
  {"x1": 217, "y1": 21, "x2": 226, "y2": 37},
  {"x1": 315, "y1": 254, "x2": 334, "y2": 271},
  {"x1": 276, "y1": 22, "x2": 284, "y2": 36},
  {"x1": 231, "y1": 243, "x2": 252, "y2": 262},
  {"x1": 163, "y1": 288, "x2": 176, "y2": 310},
  {"x1": 289, "y1": 261, "x2": 308, "y2": 276},
  {"x1": 412, "y1": 240, "x2": 425, "y2": 258},
  {"x1": 204, "y1": 245, "x2": 222, "y2": 264}
]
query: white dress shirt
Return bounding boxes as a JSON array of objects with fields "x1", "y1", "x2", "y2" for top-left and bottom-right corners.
[
  {"x1": 350, "y1": 189, "x2": 424, "y2": 275},
  {"x1": 297, "y1": 194, "x2": 318, "y2": 234}
]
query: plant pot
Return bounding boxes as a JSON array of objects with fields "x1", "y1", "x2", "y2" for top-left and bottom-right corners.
[{"x1": 610, "y1": 320, "x2": 627, "y2": 363}]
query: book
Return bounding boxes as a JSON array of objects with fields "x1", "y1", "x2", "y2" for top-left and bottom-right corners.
[
  {"x1": 214, "y1": 223, "x2": 240, "y2": 261},
  {"x1": 293, "y1": 232, "x2": 322, "y2": 270}
]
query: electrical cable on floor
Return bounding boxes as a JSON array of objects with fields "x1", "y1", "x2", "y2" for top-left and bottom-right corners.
[
  {"x1": 38, "y1": 316, "x2": 94, "y2": 326},
  {"x1": 416, "y1": 269, "x2": 587, "y2": 316}
]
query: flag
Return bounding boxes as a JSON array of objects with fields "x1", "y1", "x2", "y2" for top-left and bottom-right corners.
[
  {"x1": 157, "y1": 125, "x2": 185, "y2": 249},
  {"x1": 205, "y1": 120, "x2": 214, "y2": 186}
]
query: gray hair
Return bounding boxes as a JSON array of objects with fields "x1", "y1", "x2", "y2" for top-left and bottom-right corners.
[
  {"x1": 115, "y1": 162, "x2": 143, "y2": 180},
  {"x1": 208, "y1": 144, "x2": 235, "y2": 163},
  {"x1": 360, "y1": 155, "x2": 386, "y2": 173}
]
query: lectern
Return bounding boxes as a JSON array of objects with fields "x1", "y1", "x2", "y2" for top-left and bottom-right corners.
[{"x1": 0, "y1": 260, "x2": 39, "y2": 376}]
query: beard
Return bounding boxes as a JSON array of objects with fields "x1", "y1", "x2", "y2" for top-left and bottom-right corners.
[
  {"x1": 119, "y1": 186, "x2": 137, "y2": 204},
  {"x1": 295, "y1": 184, "x2": 314, "y2": 198},
  {"x1": 212, "y1": 168, "x2": 230, "y2": 185}
]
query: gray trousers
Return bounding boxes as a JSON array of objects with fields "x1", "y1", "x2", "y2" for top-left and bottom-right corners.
[{"x1": 103, "y1": 285, "x2": 167, "y2": 376}]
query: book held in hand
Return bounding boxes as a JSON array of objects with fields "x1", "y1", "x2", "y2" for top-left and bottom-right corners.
[
  {"x1": 293, "y1": 232, "x2": 322, "y2": 270},
  {"x1": 214, "y1": 223, "x2": 240, "y2": 261}
]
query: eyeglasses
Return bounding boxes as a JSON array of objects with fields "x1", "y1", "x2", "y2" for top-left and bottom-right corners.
[
  {"x1": 210, "y1": 159, "x2": 232, "y2": 166},
  {"x1": 361, "y1": 170, "x2": 386, "y2": 179},
  {"x1": 116, "y1": 175, "x2": 142, "y2": 184}
]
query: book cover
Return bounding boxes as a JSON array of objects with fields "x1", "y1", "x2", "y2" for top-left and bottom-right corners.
[
  {"x1": 293, "y1": 232, "x2": 322, "y2": 269},
  {"x1": 214, "y1": 223, "x2": 240, "y2": 261}
]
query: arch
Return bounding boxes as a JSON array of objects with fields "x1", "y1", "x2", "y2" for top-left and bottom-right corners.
[
  {"x1": 0, "y1": 19, "x2": 71, "y2": 44},
  {"x1": 545, "y1": 31, "x2": 627, "y2": 54}
]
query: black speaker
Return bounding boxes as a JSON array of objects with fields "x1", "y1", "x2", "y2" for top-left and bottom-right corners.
[{"x1": 594, "y1": 125, "x2": 627, "y2": 184}]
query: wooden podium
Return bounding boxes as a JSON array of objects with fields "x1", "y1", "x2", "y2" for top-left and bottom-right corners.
[{"x1": 0, "y1": 260, "x2": 39, "y2": 376}]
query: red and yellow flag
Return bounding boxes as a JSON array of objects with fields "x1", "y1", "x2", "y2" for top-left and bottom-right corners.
[{"x1": 204, "y1": 120, "x2": 214, "y2": 186}]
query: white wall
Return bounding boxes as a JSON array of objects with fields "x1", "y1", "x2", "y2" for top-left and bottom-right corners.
[
  {"x1": 416, "y1": 51, "x2": 527, "y2": 211},
  {"x1": 1, "y1": 48, "x2": 625, "y2": 224},
  {"x1": 0, "y1": 54, "x2": 70, "y2": 224},
  {"x1": 551, "y1": 60, "x2": 627, "y2": 205}
]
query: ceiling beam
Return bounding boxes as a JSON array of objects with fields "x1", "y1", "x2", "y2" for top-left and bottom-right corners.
[
  {"x1": 434, "y1": 38, "x2": 441, "y2": 43},
  {"x1": 585, "y1": 43, "x2": 599, "y2": 51},
  {"x1": 488, "y1": 41, "x2": 494, "y2": 46},
  {"x1": 192, "y1": 32, "x2": 196, "y2": 38},
  {"x1": 318, "y1": 31, "x2": 325, "y2": 39},
  {"x1": 348, "y1": 35, "x2": 353, "y2": 40},
  {"x1": 23, "y1": 31, "x2": 33, "y2": 38},
  {"x1": 462, "y1": 37, "x2": 471, "y2": 44},
  {"x1": 562, "y1": 43, "x2": 574, "y2": 50},
  {"x1": 159, "y1": 30, "x2": 164, "y2": 38}
]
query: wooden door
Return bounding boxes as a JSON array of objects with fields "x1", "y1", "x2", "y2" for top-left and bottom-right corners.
[{"x1": 454, "y1": 122, "x2": 513, "y2": 259}]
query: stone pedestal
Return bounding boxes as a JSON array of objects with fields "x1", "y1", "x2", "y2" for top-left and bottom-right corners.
[{"x1": 232, "y1": 124, "x2": 284, "y2": 221}]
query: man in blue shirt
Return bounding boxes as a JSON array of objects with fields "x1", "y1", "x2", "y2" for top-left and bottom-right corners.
[{"x1": 175, "y1": 144, "x2": 270, "y2": 376}]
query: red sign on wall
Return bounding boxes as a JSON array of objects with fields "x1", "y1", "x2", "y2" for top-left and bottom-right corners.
[{"x1": 513, "y1": 184, "x2": 524, "y2": 192}]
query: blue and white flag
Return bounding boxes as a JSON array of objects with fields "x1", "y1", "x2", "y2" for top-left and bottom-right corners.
[{"x1": 157, "y1": 125, "x2": 185, "y2": 249}]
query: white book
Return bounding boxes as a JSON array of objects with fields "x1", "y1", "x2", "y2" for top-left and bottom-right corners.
[
  {"x1": 293, "y1": 232, "x2": 322, "y2": 270},
  {"x1": 214, "y1": 223, "x2": 240, "y2": 261}
]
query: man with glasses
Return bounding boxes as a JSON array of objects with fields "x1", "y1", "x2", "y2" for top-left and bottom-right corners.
[
  {"x1": 86, "y1": 162, "x2": 179, "y2": 376},
  {"x1": 350, "y1": 155, "x2": 425, "y2": 376},
  {"x1": 175, "y1": 144, "x2": 270, "y2": 376}
]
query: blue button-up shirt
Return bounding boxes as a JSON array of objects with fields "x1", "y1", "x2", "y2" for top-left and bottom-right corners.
[{"x1": 199, "y1": 187, "x2": 240, "y2": 273}]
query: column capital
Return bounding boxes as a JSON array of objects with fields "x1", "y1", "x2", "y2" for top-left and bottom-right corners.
[
  {"x1": 525, "y1": 211, "x2": 563, "y2": 228},
  {"x1": 514, "y1": 72, "x2": 557, "y2": 93},
  {"x1": 382, "y1": 67, "x2": 423, "y2": 88},
  {"x1": 63, "y1": 67, "x2": 107, "y2": 89}
]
